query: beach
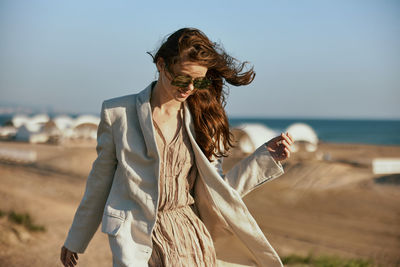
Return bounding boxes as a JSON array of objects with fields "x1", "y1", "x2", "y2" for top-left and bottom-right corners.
[{"x1": 0, "y1": 140, "x2": 399, "y2": 266}]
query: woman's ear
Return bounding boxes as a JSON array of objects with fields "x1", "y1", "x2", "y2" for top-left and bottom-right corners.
[{"x1": 156, "y1": 58, "x2": 165, "y2": 73}]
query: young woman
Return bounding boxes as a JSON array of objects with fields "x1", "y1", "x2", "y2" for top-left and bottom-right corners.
[{"x1": 60, "y1": 28, "x2": 293, "y2": 267}]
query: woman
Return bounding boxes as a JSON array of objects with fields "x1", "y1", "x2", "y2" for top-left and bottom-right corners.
[{"x1": 60, "y1": 28, "x2": 293, "y2": 267}]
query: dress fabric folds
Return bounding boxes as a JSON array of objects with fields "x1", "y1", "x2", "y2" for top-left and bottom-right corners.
[{"x1": 148, "y1": 109, "x2": 217, "y2": 267}]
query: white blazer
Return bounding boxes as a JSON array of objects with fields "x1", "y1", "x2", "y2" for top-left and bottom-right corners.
[{"x1": 64, "y1": 82, "x2": 285, "y2": 266}]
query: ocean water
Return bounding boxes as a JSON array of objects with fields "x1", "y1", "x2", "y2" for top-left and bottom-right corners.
[
  {"x1": 229, "y1": 118, "x2": 400, "y2": 146},
  {"x1": 1, "y1": 114, "x2": 399, "y2": 146}
]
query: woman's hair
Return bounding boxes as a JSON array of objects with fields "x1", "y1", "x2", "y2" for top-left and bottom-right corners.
[{"x1": 148, "y1": 28, "x2": 255, "y2": 161}]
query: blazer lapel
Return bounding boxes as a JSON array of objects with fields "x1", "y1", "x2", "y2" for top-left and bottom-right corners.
[
  {"x1": 184, "y1": 101, "x2": 283, "y2": 266},
  {"x1": 136, "y1": 82, "x2": 159, "y2": 159},
  {"x1": 183, "y1": 101, "x2": 219, "y2": 176},
  {"x1": 183, "y1": 101, "x2": 196, "y2": 140}
]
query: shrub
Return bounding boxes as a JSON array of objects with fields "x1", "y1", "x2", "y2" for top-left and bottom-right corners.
[
  {"x1": 281, "y1": 253, "x2": 375, "y2": 267},
  {"x1": 7, "y1": 210, "x2": 46, "y2": 232}
]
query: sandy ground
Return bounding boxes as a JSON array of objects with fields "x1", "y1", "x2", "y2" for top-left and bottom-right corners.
[{"x1": 0, "y1": 140, "x2": 399, "y2": 266}]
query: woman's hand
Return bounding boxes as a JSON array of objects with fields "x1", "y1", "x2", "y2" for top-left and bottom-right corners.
[
  {"x1": 266, "y1": 132, "x2": 294, "y2": 162},
  {"x1": 60, "y1": 246, "x2": 79, "y2": 267}
]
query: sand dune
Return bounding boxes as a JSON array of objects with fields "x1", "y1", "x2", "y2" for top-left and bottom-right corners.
[{"x1": 0, "y1": 141, "x2": 399, "y2": 266}]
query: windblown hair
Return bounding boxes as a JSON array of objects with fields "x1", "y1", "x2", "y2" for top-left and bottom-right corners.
[{"x1": 149, "y1": 28, "x2": 255, "y2": 161}]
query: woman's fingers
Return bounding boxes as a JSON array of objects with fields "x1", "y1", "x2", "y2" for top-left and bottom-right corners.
[
  {"x1": 277, "y1": 137, "x2": 292, "y2": 151},
  {"x1": 60, "y1": 246, "x2": 78, "y2": 267},
  {"x1": 286, "y1": 132, "x2": 294, "y2": 143},
  {"x1": 70, "y1": 254, "x2": 77, "y2": 265},
  {"x1": 284, "y1": 147, "x2": 290, "y2": 158},
  {"x1": 65, "y1": 251, "x2": 71, "y2": 267},
  {"x1": 267, "y1": 132, "x2": 294, "y2": 161},
  {"x1": 61, "y1": 246, "x2": 71, "y2": 267},
  {"x1": 60, "y1": 246, "x2": 66, "y2": 263},
  {"x1": 276, "y1": 140, "x2": 291, "y2": 160},
  {"x1": 282, "y1": 140, "x2": 291, "y2": 150},
  {"x1": 68, "y1": 256, "x2": 76, "y2": 267},
  {"x1": 275, "y1": 133, "x2": 293, "y2": 147},
  {"x1": 282, "y1": 132, "x2": 294, "y2": 146}
]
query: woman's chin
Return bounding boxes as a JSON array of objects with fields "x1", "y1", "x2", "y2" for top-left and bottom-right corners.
[{"x1": 176, "y1": 91, "x2": 192, "y2": 100}]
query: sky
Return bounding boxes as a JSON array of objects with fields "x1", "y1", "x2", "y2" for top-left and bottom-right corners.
[{"x1": 0, "y1": 0, "x2": 399, "y2": 119}]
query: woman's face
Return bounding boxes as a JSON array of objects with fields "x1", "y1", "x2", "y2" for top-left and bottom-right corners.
[{"x1": 157, "y1": 59, "x2": 208, "y2": 102}]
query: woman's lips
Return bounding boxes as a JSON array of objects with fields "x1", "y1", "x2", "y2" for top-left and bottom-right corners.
[{"x1": 178, "y1": 89, "x2": 191, "y2": 98}]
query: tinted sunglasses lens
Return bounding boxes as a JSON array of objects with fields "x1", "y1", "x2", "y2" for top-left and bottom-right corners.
[
  {"x1": 171, "y1": 76, "x2": 191, "y2": 87},
  {"x1": 193, "y1": 78, "x2": 211, "y2": 89}
]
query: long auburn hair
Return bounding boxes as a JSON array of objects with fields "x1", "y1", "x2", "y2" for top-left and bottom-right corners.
[{"x1": 149, "y1": 28, "x2": 255, "y2": 161}]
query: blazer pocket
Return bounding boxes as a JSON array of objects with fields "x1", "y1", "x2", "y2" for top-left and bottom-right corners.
[{"x1": 101, "y1": 205, "x2": 127, "y2": 236}]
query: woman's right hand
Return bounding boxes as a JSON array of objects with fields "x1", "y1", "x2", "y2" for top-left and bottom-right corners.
[{"x1": 60, "y1": 246, "x2": 79, "y2": 266}]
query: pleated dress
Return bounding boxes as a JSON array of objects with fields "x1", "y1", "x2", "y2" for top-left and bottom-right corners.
[{"x1": 148, "y1": 109, "x2": 217, "y2": 267}]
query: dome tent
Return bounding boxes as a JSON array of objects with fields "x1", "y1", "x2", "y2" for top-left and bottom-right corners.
[
  {"x1": 231, "y1": 123, "x2": 278, "y2": 154},
  {"x1": 285, "y1": 123, "x2": 319, "y2": 152}
]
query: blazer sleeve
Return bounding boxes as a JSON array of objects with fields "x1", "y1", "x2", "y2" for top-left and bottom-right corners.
[
  {"x1": 64, "y1": 101, "x2": 117, "y2": 253},
  {"x1": 211, "y1": 144, "x2": 284, "y2": 198}
]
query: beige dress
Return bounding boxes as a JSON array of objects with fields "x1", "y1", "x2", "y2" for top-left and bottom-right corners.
[{"x1": 148, "y1": 109, "x2": 217, "y2": 267}]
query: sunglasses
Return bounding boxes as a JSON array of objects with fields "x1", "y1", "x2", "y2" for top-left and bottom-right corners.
[
  {"x1": 170, "y1": 75, "x2": 212, "y2": 90},
  {"x1": 165, "y1": 65, "x2": 211, "y2": 90}
]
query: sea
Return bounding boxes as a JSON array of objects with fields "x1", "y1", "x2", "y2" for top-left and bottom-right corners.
[
  {"x1": 1, "y1": 114, "x2": 399, "y2": 146},
  {"x1": 229, "y1": 118, "x2": 400, "y2": 146}
]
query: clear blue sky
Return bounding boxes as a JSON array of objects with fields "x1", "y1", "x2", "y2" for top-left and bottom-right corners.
[{"x1": 1, "y1": 0, "x2": 399, "y2": 119}]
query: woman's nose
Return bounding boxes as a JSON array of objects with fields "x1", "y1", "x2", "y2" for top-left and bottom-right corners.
[{"x1": 187, "y1": 83, "x2": 195, "y2": 91}]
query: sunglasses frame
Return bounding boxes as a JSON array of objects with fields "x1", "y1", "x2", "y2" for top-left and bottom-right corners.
[{"x1": 165, "y1": 65, "x2": 212, "y2": 91}]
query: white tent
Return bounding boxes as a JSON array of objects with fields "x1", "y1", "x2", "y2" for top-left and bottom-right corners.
[
  {"x1": 232, "y1": 123, "x2": 278, "y2": 154},
  {"x1": 10, "y1": 113, "x2": 100, "y2": 143},
  {"x1": 53, "y1": 115, "x2": 74, "y2": 130},
  {"x1": 0, "y1": 126, "x2": 17, "y2": 139},
  {"x1": 68, "y1": 114, "x2": 100, "y2": 140},
  {"x1": 73, "y1": 115, "x2": 100, "y2": 128},
  {"x1": 11, "y1": 113, "x2": 50, "y2": 135},
  {"x1": 11, "y1": 114, "x2": 30, "y2": 128},
  {"x1": 15, "y1": 124, "x2": 49, "y2": 143},
  {"x1": 285, "y1": 123, "x2": 319, "y2": 152},
  {"x1": 30, "y1": 113, "x2": 50, "y2": 125}
]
